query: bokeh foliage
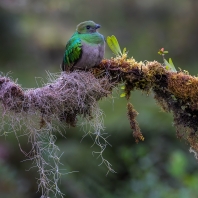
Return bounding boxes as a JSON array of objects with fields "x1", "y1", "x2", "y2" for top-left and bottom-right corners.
[{"x1": 1, "y1": 0, "x2": 198, "y2": 197}]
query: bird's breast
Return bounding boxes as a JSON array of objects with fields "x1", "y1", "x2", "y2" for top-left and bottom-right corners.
[{"x1": 73, "y1": 41, "x2": 105, "y2": 69}]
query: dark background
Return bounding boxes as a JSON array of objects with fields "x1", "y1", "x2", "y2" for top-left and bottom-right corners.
[{"x1": 1, "y1": 0, "x2": 198, "y2": 197}]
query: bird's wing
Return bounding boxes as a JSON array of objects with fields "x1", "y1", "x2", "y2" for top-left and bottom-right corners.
[{"x1": 61, "y1": 35, "x2": 82, "y2": 71}]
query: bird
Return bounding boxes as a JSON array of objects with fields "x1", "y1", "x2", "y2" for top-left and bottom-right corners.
[{"x1": 61, "y1": 21, "x2": 105, "y2": 71}]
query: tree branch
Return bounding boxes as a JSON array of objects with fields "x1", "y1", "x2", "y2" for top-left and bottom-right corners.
[
  {"x1": 97, "y1": 56, "x2": 198, "y2": 154},
  {"x1": 0, "y1": 72, "x2": 112, "y2": 126},
  {"x1": 1, "y1": 56, "x2": 198, "y2": 196}
]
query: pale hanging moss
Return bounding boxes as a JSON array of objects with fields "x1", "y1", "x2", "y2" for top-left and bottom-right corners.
[
  {"x1": 1, "y1": 54, "x2": 198, "y2": 197},
  {"x1": 0, "y1": 71, "x2": 113, "y2": 197}
]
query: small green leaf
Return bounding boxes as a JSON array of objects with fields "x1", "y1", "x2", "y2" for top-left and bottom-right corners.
[
  {"x1": 165, "y1": 65, "x2": 170, "y2": 70},
  {"x1": 163, "y1": 51, "x2": 169, "y2": 54},
  {"x1": 169, "y1": 58, "x2": 175, "y2": 66},
  {"x1": 158, "y1": 48, "x2": 168, "y2": 55},
  {"x1": 121, "y1": 86, "x2": 125, "y2": 90},
  {"x1": 123, "y1": 47, "x2": 126, "y2": 54},
  {"x1": 164, "y1": 59, "x2": 170, "y2": 69},
  {"x1": 111, "y1": 35, "x2": 122, "y2": 54},
  {"x1": 164, "y1": 58, "x2": 177, "y2": 72},
  {"x1": 120, "y1": 93, "x2": 126, "y2": 98},
  {"x1": 111, "y1": 35, "x2": 122, "y2": 55},
  {"x1": 107, "y1": 35, "x2": 122, "y2": 56},
  {"x1": 107, "y1": 36, "x2": 117, "y2": 55}
]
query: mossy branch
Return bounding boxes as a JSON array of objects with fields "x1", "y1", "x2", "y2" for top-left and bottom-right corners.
[
  {"x1": 97, "y1": 56, "x2": 198, "y2": 154},
  {"x1": 0, "y1": 71, "x2": 113, "y2": 197},
  {"x1": 1, "y1": 55, "x2": 198, "y2": 197},
  {"x1": 0, "y1": 72, "x2": 111, "y2": 126},
  {"x1": 1, "y1": 57, "x2": 198, "y2": 152}
]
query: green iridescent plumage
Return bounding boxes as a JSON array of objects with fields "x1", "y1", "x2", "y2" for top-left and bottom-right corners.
[
  {"x1": 61, "y1": 21, "x2": 105, "y2": 71},
  {"x1": 62, "y1": 33, "x2": 82, "y2": 68}
]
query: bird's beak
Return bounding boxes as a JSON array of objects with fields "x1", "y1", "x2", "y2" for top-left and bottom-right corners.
[{"x1": 95, "y1": 24, "x2": 101, "y2": 29}]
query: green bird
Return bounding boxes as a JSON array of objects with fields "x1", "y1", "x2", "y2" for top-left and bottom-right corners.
[{"x1": 61, "y1": 21, "x2": 105, "y2": 71}]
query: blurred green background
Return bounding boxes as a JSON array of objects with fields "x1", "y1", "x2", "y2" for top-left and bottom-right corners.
[{"x1": 1, "y1": 0, "x2": 198, "y2": 197}]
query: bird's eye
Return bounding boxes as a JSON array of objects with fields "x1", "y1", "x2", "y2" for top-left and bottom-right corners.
[{"x1": 86, "y1": 25, "x2": 91, "y2": 30}]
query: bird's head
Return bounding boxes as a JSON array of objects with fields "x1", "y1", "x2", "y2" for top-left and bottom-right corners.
[{"x1": 76, "y1": 21, "x2": 101, "y2": 34}]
